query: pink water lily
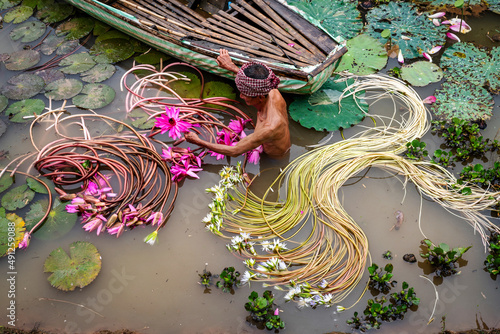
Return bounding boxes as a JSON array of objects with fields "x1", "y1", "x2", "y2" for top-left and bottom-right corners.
[
  {"x1": 146, "y1": 212, "x2": 164, "y2": 226},
  {"x1": 274, "y1": 308, "x2": 279, "y2": 316},
  {"x1": 19, "y1": 232, "x2": 31, "y2": 249},
  {"x1": 428, "y1": 11, "x2": 446, "y2": 19},
  {"x1": 422, "y1": 52, "x2": 432, "y2": 62},
  {"x1": 228, "y1": 118, "x2": 251, "y2": 134},
  {"x1": 450, "y1": 21, "x2": 471, "y2": 34},
  {"x1": 398, "y1": 49, "x2": 404, "y2": 64},
  {"x1": 155, "y1": 106, "x2": 192, "y2": 140},
  {"x1": 107, "y1": 224, "x2": 125, "y2": 238},
  {"x1": 428, "y1": 46, "x2": 443, "y2": 54},
  {"x1": 422, "y1": 96, "x2": 436, "y2": 104},
  {"x1": 171, "y1": 160, "x2": 203, "y2": 182},
  {"x1": 447, "y1": 32, "x2": 461, "y2": 42},
  {"x1": 209, "y1": 130, "x2": 234, "y2": 160},
  {"x1": 248, "y1": 145, "x2": 263, "y2": 165},
  {"x1": 432, "y1": 19, "x2": 441, "y2": 26}
]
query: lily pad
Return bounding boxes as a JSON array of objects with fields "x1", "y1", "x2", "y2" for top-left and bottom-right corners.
[
  {"x1": 93, "y1": 20, "x2": 111, "y2": 36},
  {"x1": 4, "y1": 5, "x2": 33, "y2": 23},
  {"x1": 168, "y1": 72, "x2": 202, "y2": 98},
  {"x1": 287, "y1": 0, "x2": 362, "y2": 40},
  {"x1": 335, "y1": 34, "x2": 387, "y2": 75},
  {"x1": 22, "y1": 0, "x2": 39, "y2": 8},
  {"x1": 35, "y1": 2, "x2": 74, "y2": 23},
  {"x1": 72, "y1": 83, "x2": 115, "y2": 109},
  {"x1": 128, "y1": 109, "x2": 156, "y2": 129},
  {"x1": 0, "y1": 120, "x2": 6, "y2": 138},
  {"x1": 289, "y1": 76, "x2": 368, "y2": 131},
  {"x1": 0, "y1": 95, "x2": 7, "y2": 114},
  {"x1": 35, "y1": 69, "x2": 65, "y2": 85},
  {"x1": 0, "y1": 0, "x2": 22, "y2": 10},
  {"x1": 26, "y1": 176, "x2": 52, "y2": 194},
  {"x1": 134, "y1": 49, "x2": 171, "y2": 65},
  {"x1": 366, "y1": 2, "x2": 447, "y2": 60},
  {"x1": 25, "y1": 198, "x2": 76, "y2": 240},
  {"x1": 55, "y1": 17, "x2": 95, "y2": 40},
  {"x1": 0, "y1": 54, "x2": 10, "y2": 62},
  {"x1": 4, "y1": 49, "x2": 41, "y2": 71},
  {"x1": 58, "y1": 52, "x2": 96, "y2": 74},
  {"x1": 0, "y1": 174, "x2": 14, "y2": 193},
  {"x1": 44, "y1": 241, "x2": 101, "y2": 291},
  {"x1": 0, "y1": 209, "x2": 25, "y2": 257},
  {"x1": 431, "y1": 81, "x2": 494, "y2": 121},
  {"x1": 1, "y1": 184, "x2": 35, "y2": 210},
  {"x1": 95, "y1": 29, "x2": 130, "y2": 43},
  {"x1": 1, "y1": 74, "x2": 45, "y2": 100},
  {"x1": 440, "y1": 43, "x2": 500, "y2": 94},
  {"x1": 41, "y1": 35, "x2": 79, "y2": 56},
  {"x1": 89, "y1": 38, "x2": 135, "y2": 63},
  {"x1": 4, "y1": 99, "x2": 45, "y2": 123},
  {"x1": 80, "y1": 63, "x2": 116, "y2": 83},
  {"x1": 10, "y1": 21, "x2": 47, "y2": 43},
  {"x1": 44, "y1": 78, "x2": 83, "y2": 100},
  {"x1": 400, "y1": 61, "x2": 443, "y2": 87}
]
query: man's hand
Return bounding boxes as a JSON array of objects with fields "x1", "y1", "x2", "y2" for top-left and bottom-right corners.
[
  {"x1": 216, "y1": 49, "x2": 239, "y2": 73},
  {"x1": 185, "y1": 132, "x2": 201, "y2": 145}
]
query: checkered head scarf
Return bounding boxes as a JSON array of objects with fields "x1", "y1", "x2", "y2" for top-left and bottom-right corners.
[{"x1": 235, "y1": 62, "x2": 280, "y2": 97}]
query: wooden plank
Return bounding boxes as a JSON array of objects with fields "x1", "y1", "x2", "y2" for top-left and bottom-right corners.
[
  {"x1": 168, "y1": 0, "x2": 207, "y2": 22},
  {"x1": 215, "y1": 10, "x2": 271, "y2": 40},
  {"x1": 156, "y1": 0, "x2": 204, "y2": 28},
  {"x1": 252, "y1": 0, "x2": 326, "y2": 58},
  {"x1": 265, "y1": 0, "x2": 337, "y2": 54},
  {"x1": 308, "y1": 45, "x2": 348, "y2": 77}
]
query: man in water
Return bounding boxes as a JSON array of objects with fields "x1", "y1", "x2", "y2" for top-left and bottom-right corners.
[{"x1": 185, "y1": 49, "x2": 291, "y2": 159}]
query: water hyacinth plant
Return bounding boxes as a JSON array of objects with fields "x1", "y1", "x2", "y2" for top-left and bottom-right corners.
[
  {"x1": 420, "y1": 239, "x2": 472, "y2": 277},
  {"x1": 245, "y1": 290, "x2": 285, "y2": 330}
]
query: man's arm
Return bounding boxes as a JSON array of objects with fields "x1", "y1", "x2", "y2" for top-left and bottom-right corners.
[
  {"x1": 216, "y1": 49, "x2": 239, "y2": 74},
  {"x1": 185, "y1": 128, "x2": 272, "y2": 157}
]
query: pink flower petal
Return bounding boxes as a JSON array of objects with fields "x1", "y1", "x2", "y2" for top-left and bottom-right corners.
[
  {"x1": 449, "y1": 22, "x2": 471, "y2": 33},
  {"x1": 446, "y1": 32, "x2": 461, "y2": 42},
  {"x1": 441, "y1": 20, "x2": 451, "y2": 25},
  {"x1": 422, "y1": 52, "x2": 432, "y2": 62},
  {"x1": 422, "y1": 96, "x2": 436, "y2": 104},
  {"x1": 428, "y1": 46, "x2": 443, "y2": 54},
  {"x1": 432, "y1": 19, "x2": 440, "y2": 26},
  {"x1": 274, "y1": 308, "x2": 279, "y2": 316},
  {"x1": 428, "y1": 11, "x2": 446, "y2": 18},
  {"x1": 398, "y1": 49, "x2": 404, "y2": 64}
]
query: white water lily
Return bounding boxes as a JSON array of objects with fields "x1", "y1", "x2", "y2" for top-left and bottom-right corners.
[
  {"x1": 318, "y1": 279, "x2": 328, "y2": 289},
  {"x1": 398, "y1": 49, "x2": 404, "y2": 63},
  {"x1": 261, "y1": 240, "x2": 271, "y2": 252},
  {"x1": 240, "y1": 270, "x2": 255, "y2": 285},
  {"x1": 336, "y1": 305, "x2": 346, "y2": 313}
]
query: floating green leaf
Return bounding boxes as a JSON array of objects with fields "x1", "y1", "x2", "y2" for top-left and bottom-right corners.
[
  {"x1": 56, "y1": 17, "x2": 95, "y2": 40},
  {"x1": 129, "y1": 109, "x2": 156, "y2": 129},
  {"x1": 366, "y1": 2, "x2": 447, "y2": 60},
  {"x1": 4, "y1": 5, "x2": 33, "y2": 23},
  {"x1": 4, "y1": 49, "x2": 40, "y2": 71},
  {"x1": 35, "y1": 69, "x2": 65, "y2": 85},
  {"x1": 432, "y1": 81, "x2": 494, "y2": 121},
  {"x1": 44, "y1": 78, "x2": 83, "y2": 100},
  {"x1": 440, "y1": 43, "x2": 500, "y2": 94},
  {"x1": 80, "y1": 64, "x2": 116, "y2": 83},
  {"x1": 95, "y1": 29, "x2": 130, "y2": 43},
  {"x1": 72, "y1": 83, "x2": 115, "y2": 109},
  {"x1": 36, "y1": 0, "x2": 54, "y2": 9},
  {"x1": 25, "y1": 198, "x2": 77, "y2": 240},
  {"x1": 44, "y1": 241, "x2": 101, "y2": 291},
  {"x1": 429, "y1": 0, "x2": 481, "y2": 7},
  {"x1": 4, "y1": 99, "x2": 45, "y2": 122},
  {"x1": 1, "y1": 184, "x2": 35, "y2": 210},
  {"x1": 1, "y1": 74, "x2": 45, "y2": 100},
  {"x1": 335, "y1": 34, "x2": 387, "y2": 75},
  {"x1": 289, "y1": 76, "x2": 368, "y2": 131},
  {"x1": 0, "y1": 120, "x2": 6, "y2": 139},
  {"x1": 0, "y1": 95, "x2": 7, "y2": 114},
  {"x1": 0, "y1": 210, "x2": 25, "y2": 257},
  {"x1": 0, "y1": 174, "x2": 14, "y2": 193},
  {"x1": 22, "y1": 0, "x2": 38, "y2": 8},
  {"x1": 58, "y1": 52, "x2": 96, "y2": 74},
  {"x1": 134, "y1": 49, "x2": 171, "y2": 65},
  {"x1": 0, "y1": 0, "x2": 22, "y2": 10},
  {"x1": 168, "y1": 72, "x2": 202, "y2": 98},
  {"x1": 89, "y1": 38, "x2": 135, "y2": 63},
  {"x1": 41, "y1": 35, "x2": 78, "y2": 56},
  {"x1": 10, "y1": 21, "x2": 46, "y2": 43},
  {"x1": 26, "y1": 176, "x2": 51, "y2": 194},
  {"x1": 489, "y1": 0, "x2": 500, "y2": 14},
  {"x1": 287, "y1": 0, "x2": 362, "y2": 40},
  {"x1": 93, "y1": 20, "x2": 111, "y2": 36},
  {"x1": 202, "y1": 81, "x2": 236, "y2": 103},
  {"x1": 35, "y1": 2, "x2": 74, "y2": 23},
  {"x1": 400, "y1": 61, "x2": 443, "y2": 87}
]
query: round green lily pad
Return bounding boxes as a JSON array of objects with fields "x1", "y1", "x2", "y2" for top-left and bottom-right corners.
[
  {"x1": 0, "y1": 95, "x2": 8, "y2": 113},
  {"x1": 36, "y1": 0, "x2": 54, "y2": 10},
  {"x1": 41, "y1": 35, "x2": 78, "y2": 56},
  {"x1": 80, "y1": 63, "x2": 116, "y2": 83},
  {"x1": 335, "y1": 34, "x2": 388, "y2": 75},
  {"x1": 128, "y1": 109, "x2": 156, "y2": 129},
  {"x1": 289, "y1": 76, "x2": 368, "y2": 131},
  {"x1": 95, "y1": 29, "x2": 130, "y2": 43},
  {"x1": 168, "y1": 72, "x2": 202, "y2": 99},
  {"x1": 1, "y1": 0, "x2": 22, "y2": 10},
  {"x1": 21, "y1": 0, "x2": 38, "y2": 8},
  {"x1": 1, "y1": 184, "x2": 35, "y2": 210},
  {"x1": 10, "y1": 21, "x2": 47, "y2": 43},
  {"x1": 0, "y1": 209, "x2": 26, "y2": 257},
  {"x1": 55, "y1": 17, "x2": 95, "y2": 40},
  {"x1": 4, "y1": 99, "x2": 45, "y2": 122},
  {"x1": 44, "y1": 241, "x2": 102, "y2": 291},
  {"x1": 134, "y1": 49, "x2": 171, "y2": 65},
  {"x1": 400, "y1": 61, "x2": 443, "y2": 87},
  {"x1": 0, "y1": 53, "x2": 10, "y2": 62},
  {"x1": 432, "y1": 81, "x2": 494, "y2": 121},
  {"x1": 35, "y1": 2, "x2": 74, "y2": 23},
  {"x1": 72, "y1": 83, "x2": 115, "y2": 109},
  {"x1": 4, "y1": 49, "x2": 41, "y2": 71},
  {"x1": 0, "y1": 174, "x2": 14, "y2": 193},
  {"x1": 58, "y1": 52, "x2": 96, "y2": 74},
  {"x1": 35, "y1": 69, "x2": 65, "y2": 85},
  {"x1": 93, "y1": 20, "x2": 111, "y2": 36},
  {"x1": 26, "y1": 176, "x2": 52, "y2": 194},
  {"x1": 25, "y1": 198, "x2": 77, "y2": 240},
  {"x1": 89, "y1": 38, "x2": 135, "y2": 64},
  {"x1": 4, "y1": 5, "x2": 33, "y2": 23},
  {"x1": 1, "y1": 74, "x2": 45, "y2": 100},
  {"x1": 44, "y1": 78, "x2": 83, "y2": 100}
]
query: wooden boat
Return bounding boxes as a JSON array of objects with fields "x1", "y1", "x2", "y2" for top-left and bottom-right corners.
[{"x1": 63, "y1": 0, "x2": 347, "y2": 94}]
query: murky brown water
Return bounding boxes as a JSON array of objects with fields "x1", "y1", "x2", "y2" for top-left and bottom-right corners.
[{"x1": 1, "y1": 9, "x2": 500, "y2": 334}]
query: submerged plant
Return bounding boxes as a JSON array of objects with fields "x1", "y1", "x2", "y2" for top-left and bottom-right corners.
[
  {"x1": 484, "y1": 232, "x2": 500, "y2": 276},
  {"x1": 420, "y1": 239, "x2": 471, "y2": 277}
]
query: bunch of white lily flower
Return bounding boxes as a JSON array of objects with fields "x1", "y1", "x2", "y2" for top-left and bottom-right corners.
[
  {"x1": 256, "y1": 257, "x2": 288, "y2": 273},
  {"x1": 226, "y1": 231, "x2": 257, "y2": 255},
  {"x1": 261, "y1": 239, "x2": 288, "y2": 253},
  {"x1": 283, "y1": 281, "x2": 345, "y2": 311}
]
